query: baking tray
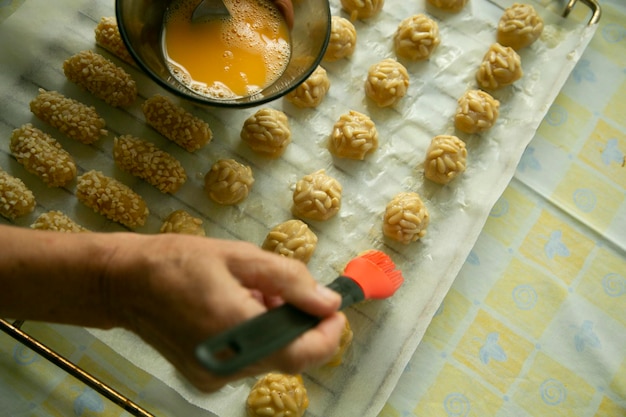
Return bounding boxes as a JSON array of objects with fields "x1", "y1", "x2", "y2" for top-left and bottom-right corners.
[{"x1": 0, "y1": 0, "x2": 599, "y2": 416}]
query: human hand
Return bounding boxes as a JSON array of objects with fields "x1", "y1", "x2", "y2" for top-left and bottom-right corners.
[
  {"x1": 273, "y1": 0, "x2": 294, "y2": 29},
  {"x1": 103, "y1": 233, "x2": 344, "y2": 392}
]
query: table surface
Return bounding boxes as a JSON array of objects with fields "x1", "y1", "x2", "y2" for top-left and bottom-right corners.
[{"x1": 1, "y1": 1, "x2": 624, "y2": 417}]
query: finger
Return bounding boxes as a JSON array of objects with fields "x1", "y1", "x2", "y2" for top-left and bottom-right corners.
[
  {"x1": 271, "y1": 312, "x2": 346, "y2": 374},
  {"x1": 224, "y1": 243, "x2": 341, "y2": 316},
  {"x1": 274, "y1": 0, "x2": 294, "y2": 29}
]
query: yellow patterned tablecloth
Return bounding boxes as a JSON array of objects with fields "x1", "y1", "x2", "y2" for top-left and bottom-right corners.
[{"x1": 0, "y1": 1, "x2": 624, "y2": 416}]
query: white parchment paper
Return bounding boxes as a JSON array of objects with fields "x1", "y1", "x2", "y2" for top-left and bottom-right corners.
[{"x1": 0, "y1": 0, "x2": 596, "y2": 416}]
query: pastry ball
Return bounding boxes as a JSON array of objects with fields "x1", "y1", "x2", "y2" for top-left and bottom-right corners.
[
  {"x1": 454, "y1": 89, "x2": 500, "y2": 134},
  {"x1": 328, "y1": 110, "x2": 378, "y2": 160},
  {"x1": 159, "y1": 209, "x2": 205, "y2": 236},
  {"x1": 340, "y1": 0, "x2": 384, "y2": 21},
  {"x1": 292, "y1": 169, "x2": 342, "y2": 221},
  {"x1": 285, "y1": 66, "x2": 330, "y2": 108},
  {"x1": 476, "y1": 43, "x2": 523, "y2": 90},
  {"x1": 326, "y1": 313, "x2": 353, "y2": 367},
  {"x1": 383, "y1": 191, "x2": 429, "y2": 244},
  {"x1": 204, "y1": 159, "x2": 254, "y2": 205},
  {"x1": 497, "y1": 3, "x2": 544, "y2": 50},
  {"x1": 394, "y1": 14, "x2": 441, "y2": 61},
  {"x1": 262, "y1": 219, "x2": 318, "y2": 263},
  {"x1": 424, "y1": 135, "x2": 467, "y2": 184},
  {"x1": 365, "y1": 58, "x2": 409, "y2": 107},
  {"x1": 426, "y1": 0, "x2": 467, "y2": 12},
  {"x1": 246, "y1": 373, "x2": 309, "y2": 417},
  {"x1": 241, "y1": 108, "x2": 291, "y2": 158},
  {"x1": 324, "y1": 16, "x2": 357, "y2": 62}
]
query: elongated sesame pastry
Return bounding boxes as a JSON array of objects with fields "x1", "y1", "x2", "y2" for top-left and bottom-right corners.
[
  {"x1": 142, "y1": 95, "x2": 212, "y2": 152},
  {"x1": 31, "y1": 211, "x2": 89, "y2": 232},
  {"x1": 76, "y1": 170, "x2": 149, "y2": 229},
  {"x1": 94, "y1": 17, "x2": 135, "y2": 65},
  {"x1": 0, "y1": 166, "x2": 36, "y2": 220},
  {"x1": 113, "y1": 135, "x2": 187, "y2": 194},
  {"x1": 10, "y1": 124, "x2": 76, "y2": 187},
  {"x1": 29, "y1": 89, "x2": 107, "y2": 144},
  {"x1": 63, "y1": 50, "x2": 137, "y2": 107}
]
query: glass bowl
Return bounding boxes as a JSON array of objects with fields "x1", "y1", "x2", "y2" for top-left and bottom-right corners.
[{"x1": 115, "y1": 0, "x2": 331, "y2": 108}]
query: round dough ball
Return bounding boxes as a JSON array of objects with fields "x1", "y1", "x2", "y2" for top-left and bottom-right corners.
[
  {"x1": 324, "y1": 16, "x2": 357, "y2": 62},
  {"x1": 497, "y1": 3, "x2": 544, "y2": 50},
  {"x1": 159, "y1": 209, "x2": 205, "y2": 236},
  {"x1": 426, "y1": 0, "x2": 467, "y2": 12},
  {"x1": 365, "y1": 58, "x2": 409, "y2": 107},
  {"x1": 285, "y1": 66, "x2": 330, "y2": 108},
  {"x1": 292, "y1": 169, "x2": 342, "y2": 221},
  {"x1": 262, "y1": 219, "x2": 318, "y2": 264},
  {"x1": 204, "y1": 159, "x2": 254, "y2": 205},
  {"x1": 241, "y1": 108, "x2": 291, "y2": 158},
  {"x1": 328, "y1": 110, "x2": 379, "y2": 160},
  {"x1": 383, "y1": 191, "x2": 429, "y2": 244},
  {"x1": 246, "y1": 373, "x2": 309, "y2": 417},
  {"x1": 424, "y1": 135, "x2": 467, "y2": 184},
  {"x1": 454, "y1": 89, "x2": 500, "y2": 134},
  {"x1": 476, "y1": 43, "x2": 523, "y2": 90},
  {"x1": 394, "y1": 14, "x2": 441, "y2": 61},
  {"x1": 326, "y1": 313, "x2": 353, "y2": 367},
  {"x1": 340, "y1": 0, "x2": 384, "y2": 20}
]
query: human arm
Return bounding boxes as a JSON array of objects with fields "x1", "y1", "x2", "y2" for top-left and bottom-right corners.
[{"x1": 0, "y1": 224, "x2": 345, "y2": 391}]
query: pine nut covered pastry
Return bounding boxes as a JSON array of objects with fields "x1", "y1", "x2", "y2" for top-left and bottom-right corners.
[
  {"x1": 262, "y1": 219, "x2": 318, "y2": 264},
  {"x1": 241, "y1": 108, "x2": 291, "y2": 158},
  {"x1": 383, "y1": 191, "x2": 429, "y2": 244},
  {"x1": 285, "y1": 66, "x2": 330, "y2": 108},
  {"x1": 426, "y1": 0, "x2": 467, "y2": 12},
  {"x1": 10, "y1": 124, "x2": 77, "y2": 187},
  {"x1": 328, "y1": 110, "x2": 378, "y2": 160},
  {"x1": 476, "y1": 43, "x2": 523, "y2": 90},
  {"x1": 497, "y1": 3, "x2": 544, "y2": 50},
  {"x1": 30, "y1": 89, "x2": 107, "y2": 145},
  {"x1": 246, "y1": 373, "x2": 309, "y2": 417},
  {"x1": 454, "y1": 89, "x2": 500, "y2": 134},
  {"x1": 292, "y1": 169, "x2": 342, "y2": 221},
  {"x1": 63, "y1": 50, "x2": 137, "y2": 107},
  {"x1": 204, "y1": 159, "x2": 254, "y2": 205},
  {"x1": 365, "y1": 58, "x2": 409, "y2": 107},
  {"x1": 324, "y1": 16, "x2": 357, "y2": 62},
  {"x1": 159, "y1": 209, "x2": 205, "y2": 236},
  {"x1": 424, "y1": 135, "x2": 467, "y2": 184},
  {"x1": 340, "y1": 0, "x2": 384, "y2": 21},
  {"x1": 394, "y1": 14, "x2": 440, "y2": 61}
]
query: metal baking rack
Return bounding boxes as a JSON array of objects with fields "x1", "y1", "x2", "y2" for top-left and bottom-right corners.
[{"x1": 0, "y1": 0, "x2": 601, "y2": 415}]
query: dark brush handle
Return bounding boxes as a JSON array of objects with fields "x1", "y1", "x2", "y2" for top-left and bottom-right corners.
[{"x1": 195, "y1": 276, "x2": 364, "y2": 375}]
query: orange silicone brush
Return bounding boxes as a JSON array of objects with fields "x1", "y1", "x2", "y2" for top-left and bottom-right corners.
[{"x1": 196, "y1": 250, "x2": 404, "y2": 375}]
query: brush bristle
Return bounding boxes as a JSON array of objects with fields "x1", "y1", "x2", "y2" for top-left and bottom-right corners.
[{"x1": 344, "y1": 250, "x2": 404, "y2": 299}]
